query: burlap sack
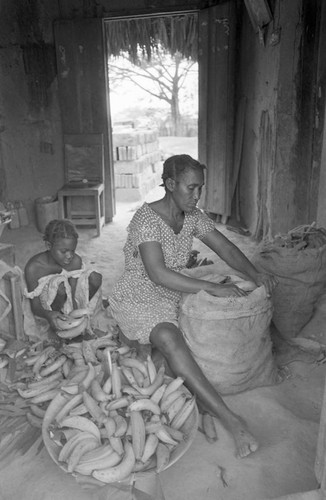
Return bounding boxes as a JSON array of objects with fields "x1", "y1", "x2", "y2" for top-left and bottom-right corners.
[
  {"x1": 179, "y1": 271, "x2": 279, "y2": 395},
  {"x1": 252, "y1": 243, "x2": 326, "y2": 339}
]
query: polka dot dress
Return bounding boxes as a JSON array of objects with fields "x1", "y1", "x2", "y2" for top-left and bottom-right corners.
[{"x1": 109, "y1": 203, "x2": 215, "y2": 344}]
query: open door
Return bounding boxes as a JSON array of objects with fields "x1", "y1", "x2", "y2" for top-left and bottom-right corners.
[
  {"x1": 198, "y1": 2, "x2": 237, "y2": 219},
  {"x1": 54, "y1": 19, "x2": 115, "y2": 222}
]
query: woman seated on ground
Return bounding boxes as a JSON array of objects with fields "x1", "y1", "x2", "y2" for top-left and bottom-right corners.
[
  {"x1": 109, "y1": 154, "x2": 278, "y2": 459},
  {"x1": 24, "y1": 219, "x2": 103, "y2": 337}
]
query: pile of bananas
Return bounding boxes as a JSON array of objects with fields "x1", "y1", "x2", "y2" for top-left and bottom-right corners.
[{"x1": 12, "y1": 333, "x2": 198, "y2": 484}]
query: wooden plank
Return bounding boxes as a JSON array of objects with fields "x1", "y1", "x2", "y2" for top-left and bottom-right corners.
[
  {"x1": 198, "y1": 8, "x2": 208, "y2": 171},
  {"x1": 243, "y1": 0, "x2": 272, "y2": 31},
  {"x1": 198, "y1": 1, "x2": 236, "y2": 217}
]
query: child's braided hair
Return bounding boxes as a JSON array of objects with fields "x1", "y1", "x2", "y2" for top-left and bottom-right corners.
[{"x1": 43, "y1": 219, "x2": 78, "y2": 244}]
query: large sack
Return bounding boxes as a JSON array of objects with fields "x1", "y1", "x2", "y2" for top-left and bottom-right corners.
[
  {"x1": 252, "y1": 242, "x2": 326, "y2": 340},
  {"x1": 179, "y1": 269, "x2": 280, "y2": 395}
]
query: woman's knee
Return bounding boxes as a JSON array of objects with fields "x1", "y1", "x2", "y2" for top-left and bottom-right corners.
[{"x1": 150, "y1": 322, "x2": 184, "y2": 354}]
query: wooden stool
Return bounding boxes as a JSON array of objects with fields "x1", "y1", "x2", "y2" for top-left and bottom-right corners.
[{"x1": 58, "y1": 183, "x2": 105, "y2": 237}]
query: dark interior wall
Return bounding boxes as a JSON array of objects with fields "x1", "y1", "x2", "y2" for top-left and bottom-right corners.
[
  {"x1": 316, "y1": 1, "x2": 326, "y2": 228},
  {"x1": 0, "y1": 0, "x2": 324, "y2": 236},
  {"x1": 57, "y1": 0, "x2": 205, "y2": 18},
  {"x1": 238, "y1": 0, "x2": 324, "y2": 237},
  {"x1": 236, "y1": 1, "x2": 279, "y2": 238},
  {"x1": 238, "y1": 0, "x2": 303, "y2": 237},
  {"x1": 0, "y1": 0, "x2": 218, "y2": 224},
  {"x1": 0, "y1": 0, "x2": 64, "y2": 223},
  {"x1": 272, "y1": 0, "x2": 321, "y2": 235}
]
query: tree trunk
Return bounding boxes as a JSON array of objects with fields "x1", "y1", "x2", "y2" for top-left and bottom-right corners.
[{"x1": 171, "y1": 92, "x2": 181, "y2": 135}]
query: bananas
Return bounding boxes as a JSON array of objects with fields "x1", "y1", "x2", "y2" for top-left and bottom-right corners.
[
  {"x1": 58, "y1": 430, "x2": 96, "y2": 463},
  {"x1": 56, "y1": 316, "x2": 88, "y2": 339},
  {"x1": 39, "y1": 354, "x2": 67, "y2": 377},
  {"x1": 59, "y1": 416, "x2": 101, "y2": 441},
  {"x1": 37, "y1": 337, "x2": 198, "y2": 484},
  {"x1": 75, "y1": 448, "x2": 121, "y2": 475},
  {"x1": 141, "y1": 433, "x2": 159, "y2": 463},
  {"x1": 56, "y1": 315, "x2": 86, "y2": 331},
  {"x1": 69, "y1": 308, "x2": 89, "y2": 319},
  {"x1": 130, "y1": 410, "x2": 146, "y2": 460},
  {"x1": 55, "y1": 394, "x2": 84, "y2": 424},
  {"x1": 67, "y1": 437, "x2": 99, "y2": 473},
  {"x1": 92, "y1": 440, "x2": 136, "y2": 483},
  {"x1": 129, "y1": 398, "x2": 161, "y2": 415},
  {"x1": 171, "y1": 396, "x2": 197, "y2": 430}
]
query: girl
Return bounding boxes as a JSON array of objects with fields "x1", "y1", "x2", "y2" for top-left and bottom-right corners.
[{"x1": 24, "y1": 219, "x2": 102, "y2": 334}]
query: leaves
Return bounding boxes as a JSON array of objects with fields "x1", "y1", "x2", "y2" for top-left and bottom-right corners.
[{"x1": 106, "y1": 14, "x2": 198, "y2": 63}]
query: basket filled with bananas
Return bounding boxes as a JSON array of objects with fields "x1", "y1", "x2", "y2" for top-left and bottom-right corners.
[{"x1": 41, "y1": 339, "x2": 199, "y2": 486}]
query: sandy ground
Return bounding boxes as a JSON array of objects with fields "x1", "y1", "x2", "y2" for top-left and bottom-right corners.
[{"x1": 0, "y1": 137, "x2": 326, "y2": 499}]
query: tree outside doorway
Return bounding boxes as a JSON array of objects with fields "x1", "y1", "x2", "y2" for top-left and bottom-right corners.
[
  {"x1": 105, "y1": 14, "x2": 199, "y2": 203},
  {"x1": 108, "y1": 47, "x2": 198, "y2": 139}
]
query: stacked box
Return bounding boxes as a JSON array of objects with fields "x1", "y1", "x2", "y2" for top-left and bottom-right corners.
[
  {"x1": 114, "y1": 151, "x2": 161, "y2": 175},
  {"x1": 115, "y1": 169, "x2": 163, "y2": 203},
  {"x1": 113, "y1": 128, "x2": 163, "y2": 202}
]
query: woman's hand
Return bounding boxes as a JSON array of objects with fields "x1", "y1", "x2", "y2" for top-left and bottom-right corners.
[
  {"x1": 207, "y1": 282, "x2": 249, "y2": 298},
  {"x1": 253, "y1": 272, "x2": 278, "y2": 297}
]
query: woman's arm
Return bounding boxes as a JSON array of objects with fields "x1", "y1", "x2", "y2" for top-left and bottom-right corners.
[
  {"x1": 201, "y1": 229, "x2": 278, "y2": 295},
  {"x1": 139, "y1": 241, "x2": 247, "y2": 297}
]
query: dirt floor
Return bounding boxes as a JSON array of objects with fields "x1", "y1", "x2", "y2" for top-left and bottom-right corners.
[{"x1": 0, "y1": 137, "x2": 326, "y2": 499}]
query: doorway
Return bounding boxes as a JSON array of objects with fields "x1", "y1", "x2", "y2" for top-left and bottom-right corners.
[
  {"x1": 104, "y1": 14, "x2": 199, "y2": 204},
  {"x1": 54, "y1": 4, "x2": 237, "y2": 225}
]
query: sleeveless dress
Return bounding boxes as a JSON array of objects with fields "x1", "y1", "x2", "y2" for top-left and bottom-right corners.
[
  {"x1": 23, "y1": 264, "x2": 109, "y2": 339},
  {"x1": 109, "y1": 202, "x2": 215, "y2": 344}
]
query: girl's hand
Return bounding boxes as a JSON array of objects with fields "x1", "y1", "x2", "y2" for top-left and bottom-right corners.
[
  {"x1": 253, "y1": 272, "x2": 278, "y2": 297},
  {"x1": 48, "y1": 311, "x2": 69, "y2": 330},
  {"x1": 207, "y1": 282, "x2": 248, "y2": 298}
]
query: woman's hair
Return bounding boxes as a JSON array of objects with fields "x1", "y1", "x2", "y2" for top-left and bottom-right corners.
[
  {"x1": 161, "y1": 154, "x2": 206, "y2": 187},
  {"x1": 43, "y1": 219, "x2": 78, "y2": 244}
]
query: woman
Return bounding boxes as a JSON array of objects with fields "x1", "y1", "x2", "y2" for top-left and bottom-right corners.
[{"x1": 109, "y1": 154, "x2": 277, "y2": 458}]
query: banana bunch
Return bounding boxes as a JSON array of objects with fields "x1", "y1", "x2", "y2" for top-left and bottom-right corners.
[
  {"x1": 13, "y1": 345, "x2": 71, "y2": 426},
  {"x1": 43, "y1": 347, "x2": 198, "y2": 484},
  {"x1": 56, "y1": 309, "x2": 89, "y2": 339},
  {"x1": 14, "y1": 332, "x2": 119, "y2": 418}
]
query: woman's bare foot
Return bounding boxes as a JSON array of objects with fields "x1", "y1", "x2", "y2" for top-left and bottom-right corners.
[{"x1": 227, "y1": 417, "x2": 259, "y2": 458}]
